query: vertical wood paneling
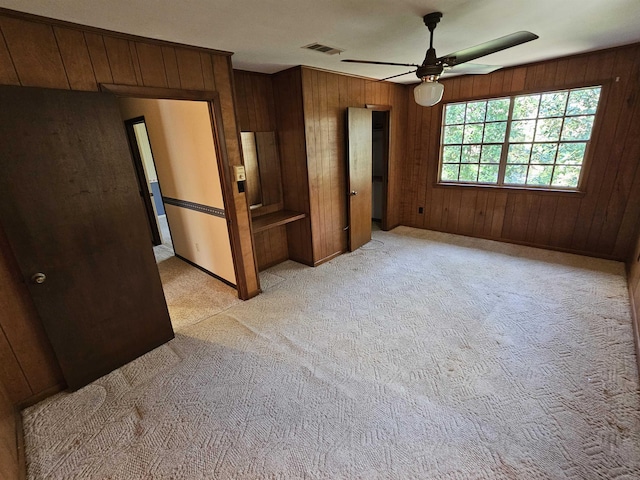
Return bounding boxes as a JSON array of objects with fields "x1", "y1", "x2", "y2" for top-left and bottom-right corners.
[
  {"x1": 0, "y1": 217, "x2": 64, "y2": 405},
  {"x1": 400, "y1": 44, "x2": 640, "y2": 261},
  {"x1": 0, "y1": 328, "x2": 30, "y2": 402},
  {"x1": 128, "y1": 42, "x2": 143, "y2": 85},
  {"x1": 103, "y1": 36, "x2": 137, "y2": 85},
  {"x1": 253, "y1": 227, "x2": 288, "y2": 271},
  {"x1": 273, "y1": 67, "x2": 313, "y2": 265},
  {"x1": 162, "y1": 46, "x2": 181, "y2": 88},
  {"x1": 233, "y1": 70, "x2": 276, "y2": 131},
  {"x1": 233, "y1": 70, "x2": 296, "y2": 270},
  {"x1": 0, "y1": 29, "x2": 18, "y2": 85},
  {"x1": 136, "y1": 42, "x2": 167, "y2": 88},
  {"x1": 533, "y1": 196, "x2": 558, "y2": 246},
  {"x1": 84, "y1": 33, "x2": 113, "y2": 84},
  {"x1": 201, "y1": 53, "x2": 216, "y2": 91},
  {"x1": 212, "y1": 55, "x2": 259, "y2": 297},
  {"x1": 53, "y1": 27, "x2": 97, "y2": 91},
  {"x1": 0, "y1": 379, "x2": 20, "y2": 480},
  {"x1": 176, "y1": 48, "x2": 204, "y2": 90},
  {"x1": 298, "y1": 67, "x2": 406, "y2": 264},
  {"x1": 0, "y1": 17, "x2": 69, "y2": 89},
  {"x1": 627, "y1": 228, "x2": 640, "y2": 374}
]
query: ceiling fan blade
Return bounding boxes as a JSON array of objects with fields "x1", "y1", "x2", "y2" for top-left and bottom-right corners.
[
  {"x1": 378, "y1": 69, "x2": 417, "y2": 82},
  {"x1": 443, "y1": 63, "x2": 503, "y2": 76},
  {"x1": 440, "y1": 31, "x2": 538, "y2": 66},
  {"x1": 342, "y1": 59, "x2": 420, "y2": 67}
]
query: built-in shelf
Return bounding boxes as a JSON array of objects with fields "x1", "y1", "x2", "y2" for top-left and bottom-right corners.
[{"x1": 252, "y1": 210, "x2": 306, "y2": 233}]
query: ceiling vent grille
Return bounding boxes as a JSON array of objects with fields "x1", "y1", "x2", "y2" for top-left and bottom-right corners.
[{"x1": 302, "y1": 43, "x2": 344, "y2": 55}]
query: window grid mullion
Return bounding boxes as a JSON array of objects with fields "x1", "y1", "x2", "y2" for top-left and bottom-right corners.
[
  {"x1": 497, "y1": 97, "x2": 516, "y2": 185},
  {"x1": 551, "y1": 111, "x2": 570, "y2": 186}
]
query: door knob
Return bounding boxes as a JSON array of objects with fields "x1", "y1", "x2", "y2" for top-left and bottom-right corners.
[
  {"x1": 31, "y1": 273, "x2": 46, "y2": 284},
  {"x1": 350, "y1": 190, "x2": 358, "y2": 196}
]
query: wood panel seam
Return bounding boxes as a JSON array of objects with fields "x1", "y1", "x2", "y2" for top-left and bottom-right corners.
[
  {"x1": 83, "y1": 32, "x2": 103, "y2": 85},
  {"x1": 0, "y1": 23, "x2": 19, "y2": 84},
  {"x1": 0, "y1": 320, "x2": 32, "y2": 396},
  {"x1": 160, "y1": 46, "x2": 170, "y2": 88},
  {"x1": 50, "y1": 26, "x2": 72, "y2": 90}
]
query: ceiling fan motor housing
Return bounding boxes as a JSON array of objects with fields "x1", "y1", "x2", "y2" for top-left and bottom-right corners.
[
  {"x1": 423, "y1": 12, "x2": 442, "y2": 31},
  {"x1": 416, "y1": 50, "x2": 444, "y2": 78},
  {"x1": 418, "y1": 12, "x2": 445, "y2": 79}
]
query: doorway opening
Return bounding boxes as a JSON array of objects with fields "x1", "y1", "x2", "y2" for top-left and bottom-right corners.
[
  {"x1": 125, "y1": 117, "x2": 173, "y2": 257},
  {"x1": 371, "y1": 110, "x2": 389, "y2": 231},
  {"x1": 119, "y1": 97, "x2": 240, "y2": 331}
]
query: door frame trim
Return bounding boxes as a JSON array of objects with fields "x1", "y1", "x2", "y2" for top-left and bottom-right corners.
[
  {"x1": 101, "y1": 83, "x2": 254, "y2": 300},
  {"x1": 123, "y1": 116, "x2": 162, "y2": 246},
  {"x1": 366, "y1": 105, "x2": 392, "y2": 231}
]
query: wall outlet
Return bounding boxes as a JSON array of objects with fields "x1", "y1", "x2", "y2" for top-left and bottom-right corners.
[
  {"x1": 195, "y1": 243, "x2": 200, "y2": 252},
  {"x1": 418, "y1": 207, "x2": 424, "y2": 214}
]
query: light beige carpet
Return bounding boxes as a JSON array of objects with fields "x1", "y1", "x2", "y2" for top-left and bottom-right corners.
[
  {"x1": 156, "y1": 256, "x2": 241, "y2": 331},
  {"x1": 152, "y1": 214, "x2": 241, "y2": 331},
  {"x1": 23, "y1": 227, "x2": 640, "y2": 479}
]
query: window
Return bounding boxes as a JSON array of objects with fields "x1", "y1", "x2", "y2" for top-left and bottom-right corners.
[{"x1": 439, "y1": 86, "x2": 602, "y2": 189}]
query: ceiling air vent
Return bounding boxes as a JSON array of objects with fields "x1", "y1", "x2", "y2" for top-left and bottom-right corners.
[{"x1": 302, "y1": 43, "x2": 344, "y2": 55}]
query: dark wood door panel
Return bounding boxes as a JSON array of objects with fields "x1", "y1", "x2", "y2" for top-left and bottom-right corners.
[{"x1": 0, "y1": 85, "x2": 174, "y2": 390}]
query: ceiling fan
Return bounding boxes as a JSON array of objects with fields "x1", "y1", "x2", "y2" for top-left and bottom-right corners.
[{"x1": 342, "y1": 12, "x2": 538, "y2": 106}]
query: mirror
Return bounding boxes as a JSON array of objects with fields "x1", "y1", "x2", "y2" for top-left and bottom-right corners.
[{"x1": 240, "y1": 131, "x2": 283, "y2": 212}]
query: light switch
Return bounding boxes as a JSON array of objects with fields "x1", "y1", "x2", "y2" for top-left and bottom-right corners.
[{"x1": 234, "y1": 165, "x2": 246, "y2": 182}]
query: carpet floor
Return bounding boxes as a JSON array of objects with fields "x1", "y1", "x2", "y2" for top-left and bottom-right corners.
[
  {"x1": 23, "y1": 227, "x2": 640, "y2": 479},
  {"x1": 152, "y1": 215, "x2": 241, "y2": 331},
  {"x1": 156, "y1": 256, "x2": 241, "y2": 331}
]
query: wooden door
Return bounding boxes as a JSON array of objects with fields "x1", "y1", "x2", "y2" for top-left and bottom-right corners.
[
  {"x1": 347, "y1": 107, "x2": 373, "y2": 251},
  {"x1": 0, "y1": 86, "x2": 174, "y2": 391}
]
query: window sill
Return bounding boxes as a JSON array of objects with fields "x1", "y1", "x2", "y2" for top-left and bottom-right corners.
[{"x1": 434, "y1": 182, "x2": 586, "y2": 197}]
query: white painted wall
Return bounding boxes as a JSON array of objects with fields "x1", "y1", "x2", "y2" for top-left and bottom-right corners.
[{"x1": 118, "y1": 97, "x2": 236, "y2": 285}]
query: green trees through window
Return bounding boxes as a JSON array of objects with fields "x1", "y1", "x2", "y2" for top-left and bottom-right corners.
[{"x1": 440, "y1": 86, "x2": 601, "y2": 189}]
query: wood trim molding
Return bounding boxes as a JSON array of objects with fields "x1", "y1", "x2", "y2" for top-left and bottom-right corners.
[
  {"x1": 17, "y1": 410, "x2": 26, "y2": 480},
  {"x1": 431, "y1": 183, "x2": 588, "y2": 198},
  {"x1": 628, "y1": 277, "x2": 640, "y2": 379},
  {"x1": 175, "y1": 254, "x2": 236, "y2": 288},
  {"x1": 365, "y1": 104, "x2": 392, "y2": 111},
  {"x1": 16, "y1": 382, "x2": 65, "y2": 410},
  {"x1": 0, "y1": 7, "x2": 233, "y2": 57},
  {"x1": 415, "y1": 225, "x2": 628, "y2": 262},
  {"x1": 313, "y1": 249, "x2": 346, "y2": 267},
  {"x1": 100, "y1": 84, "x2": 219, "y2": 101},
  {"x1": 209, "y1": 87, "x2": 258, "y2": 300}
]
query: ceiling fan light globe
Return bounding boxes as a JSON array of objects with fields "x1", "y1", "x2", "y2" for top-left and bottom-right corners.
[{"x1": 414, "y1": 80, "x2": 444, "y2": 107}]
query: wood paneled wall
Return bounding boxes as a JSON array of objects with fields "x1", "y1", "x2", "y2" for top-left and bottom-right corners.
[
  {"x1": 273, "y1": 68, "x2": 315, "y2": 265},
  {"x1": 237, "y1": 67, "x2": 408, "y2": 268},
  {"x1": 0, "y1": 9, "x2": 258, "y2": 404},
  {"x1": 300, "y1": 68, "x2": 407, "y2": 264},
  {"x1": 401, "y1": 44, "x2": 640, "y2": 261},
  {"x1": 234, "y1": 70, "x2": 290, "y2": 270},
  {"x1": 234, "y1": 70, "x2": 277, "y2": 131},
  {"x1": 628, "y1": 229, "x2": 640, "y2": 373},
  {"x1": 0, "y1": 379, "x2": 22, "y2": 480}
]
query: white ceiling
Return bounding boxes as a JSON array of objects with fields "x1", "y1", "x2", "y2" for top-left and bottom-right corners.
[{"x1": 1, "y1": 0, "x2": 639, "y2": 84}]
